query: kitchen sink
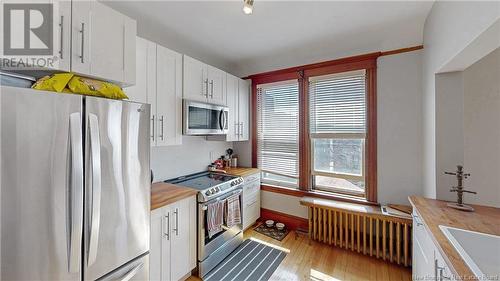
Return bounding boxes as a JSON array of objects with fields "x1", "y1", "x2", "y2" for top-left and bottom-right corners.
[{"x1": 439, "y1": 225, "x2": 500, "y2": 280}]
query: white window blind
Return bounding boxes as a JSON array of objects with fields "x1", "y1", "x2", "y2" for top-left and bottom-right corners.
[
  {"x1": 309, "y1": 70, "x2": 366, "y2": 134},
  {"x1": 309, "y1": 70, "x2": 367, "y2": 196},
  {"x1": 257, "y1": 80, "x2": 299, "y2": 186}
]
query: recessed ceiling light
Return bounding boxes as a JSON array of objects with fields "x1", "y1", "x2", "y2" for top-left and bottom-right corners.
[{"x1": 243, "y1": 0, "x2": 254, "y2": 15}]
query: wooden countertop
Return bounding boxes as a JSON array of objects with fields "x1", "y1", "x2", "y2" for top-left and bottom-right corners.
[
  {"x1": 222, "y1": 167, "x2": 260, "y2": 177},
  {"x1": 151, "y1": 182, "x2": 198, "y2": 210},
  {"x1": 409, "y1": 196, "x2": 500, "y2": 280}
]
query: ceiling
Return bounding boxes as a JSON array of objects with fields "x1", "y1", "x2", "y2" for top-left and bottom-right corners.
[{"x1": 104, "y1": 1, "x2": 434, "y2": 76}]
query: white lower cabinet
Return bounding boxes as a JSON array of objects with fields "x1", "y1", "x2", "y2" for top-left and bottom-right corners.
[
  {"x1": 150, "y1": 196, "x2": 196, "y2": 281},
  {"x1": 412, "y1": 210, "x2": 456, "y2": 281},
  {"x1": 242, "y1": 172, "x2": 261, "y2": 230}
]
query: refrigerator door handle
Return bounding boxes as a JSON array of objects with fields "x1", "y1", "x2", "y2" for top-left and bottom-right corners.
[
  {"x1": 69, "y1": 113, "x2": 84, "y2": 273},
  {"x1": 119, "y1": 262, "x2": 144, "y2": 281},
  {"x1": 87, "y1": 114, "x2": 102, "y2": 267}
]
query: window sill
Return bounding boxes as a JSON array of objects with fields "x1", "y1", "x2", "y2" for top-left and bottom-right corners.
[{"x1": 260, "y1": 184, "x2": 379, "y2": 206}]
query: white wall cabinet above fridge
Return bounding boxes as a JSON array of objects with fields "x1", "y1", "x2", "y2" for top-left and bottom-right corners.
[
  {"x1": 211, "y1": 74, "x2": 250, "y2": 142},
  {"x1": 126, "y1": 37, "x2": 182, "y2": 147},
  {"x1": 0, "y1": 0, "x2": 136, "y2": 86},
  {"x1": 183, "y1": 55, "x2": 226, "y2": 105},
  {"x1": 71, "y1": 1, "x2": 136, "y2": 86}
]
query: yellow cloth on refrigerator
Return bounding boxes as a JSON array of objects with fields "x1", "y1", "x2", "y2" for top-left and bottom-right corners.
[
  {"x1": 67, "y1": 76, "x2": 128, "y2": 100},
  {"x1": 31, "y1": 73, "x2": 74, "y2": 93}
]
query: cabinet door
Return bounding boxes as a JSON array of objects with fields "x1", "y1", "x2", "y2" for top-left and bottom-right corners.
[
  {"x1": 146, "y1": 42, "x2": 158, "y2": 146},
  {"x1": 413, "y1": 214, "x2": 435, "y2": 280},
  {"x1": 170, "y1": 197, "x2": 196, "y2": 281},
  {"x1": 238, "y1": 79, "x2": 250, "y2": 141},
  {"x1": 72, "y1": 1, "x2": 136, "y2": 85},
  {"x1": 126, "y1": 37, "x2": 148, "y2": 103},
  {"x1": 161, "y1": 209, "x2": 172, "y2": 281},
  {"x1": 89, "y1": 2, "x2": 136, "y2": 84},
  {"x1": 150, "y1": 209, "x2": 164, "y2": 281},
  {"x1": 52, "y1": 0, "x2": 71, "y2": 71},
  {"x1": 156, "y1": 45, "x2": 183, "y2": 146},
  {"x1": 183, "y1": 55, "x2": 208, "y2": 102},
  {"x1": 207, "y1": 65, "x2": 226, "y2": 105},
  {"x1": 71, "y1": 0, "x2": 91, "y2": 75},
  {"x1": 226, "y1": 74, "x2": 240, "y2": 141}
]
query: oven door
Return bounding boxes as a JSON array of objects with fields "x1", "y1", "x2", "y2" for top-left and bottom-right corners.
[
  {"x1": 198, "y1": 188, "x2": 243, "y2": 261},
  {"x1": 183, "y1": 100, "x2": 228, "y2": 135}
]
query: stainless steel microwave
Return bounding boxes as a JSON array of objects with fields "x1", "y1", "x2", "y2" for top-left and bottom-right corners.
[{"x1": 183, "y1": 100, "x2": 229, "y2": 135}]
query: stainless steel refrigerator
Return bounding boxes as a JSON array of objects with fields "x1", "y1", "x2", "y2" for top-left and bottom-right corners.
[{"x1": 1, "y1": 86, "x2": 150, "y2": 280}]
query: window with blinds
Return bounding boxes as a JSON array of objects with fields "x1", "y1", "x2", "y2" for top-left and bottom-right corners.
[
  {"x1": 309, "y1": 70, "x2": 366, "y2": 196},
  {"x1": 257, "y1": 80, "x2": 299, "y2": 188}
]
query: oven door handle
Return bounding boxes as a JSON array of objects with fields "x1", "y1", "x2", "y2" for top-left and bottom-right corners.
[{"x1": 201, "y1": 189, "x2": 242, "y2": 210}]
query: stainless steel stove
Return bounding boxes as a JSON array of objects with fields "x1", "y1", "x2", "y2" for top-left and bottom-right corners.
[{"x1": 165, "y1": 171, "x2": 244, "y2": 277}]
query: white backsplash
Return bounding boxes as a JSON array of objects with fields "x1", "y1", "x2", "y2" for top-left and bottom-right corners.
[{"x1": 151, "y1": 136, "x2": 232, "y2": 182}]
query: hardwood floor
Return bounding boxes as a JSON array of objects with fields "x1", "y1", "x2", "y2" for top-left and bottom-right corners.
[{"x1": 188, "y1": 226, "x2": 412, "y2": 281}]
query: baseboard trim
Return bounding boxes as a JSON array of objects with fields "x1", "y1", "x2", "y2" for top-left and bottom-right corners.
[{"x1": 259, "y1": 208, "x2": 309, "y2": 232}]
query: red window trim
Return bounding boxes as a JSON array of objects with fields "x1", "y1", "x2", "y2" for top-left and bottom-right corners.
[{"x1": 251, "y1": 51, "x2": 379, "y2": 203}]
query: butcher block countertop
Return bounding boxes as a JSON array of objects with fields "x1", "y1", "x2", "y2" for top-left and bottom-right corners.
[
  {"x1": 409, "y1": 196, "x2": 500, "y2": 280},
  {"x1": 222, "y1": 167, "x2": 260, "y2": 177},
  {"x1": 151, "y1": 182, "x2": 197, "y2": 210}
]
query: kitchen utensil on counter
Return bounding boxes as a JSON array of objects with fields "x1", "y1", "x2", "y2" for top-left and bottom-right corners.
[{"x1": 230, "y1": 157, "x2": 238, "y2": 168}]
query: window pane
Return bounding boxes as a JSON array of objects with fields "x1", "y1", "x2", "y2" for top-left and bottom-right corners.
[
  {"x1": 261, "y1": 172, "x2": 298, "y2": 187},
  {"x1": 313, "y1": 138, "x2": 364, "y2": 176},
  {"x1": 314, "y1": 175, "x2": 365, "y2": 195}
]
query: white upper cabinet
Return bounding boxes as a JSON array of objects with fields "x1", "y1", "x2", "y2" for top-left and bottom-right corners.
[
  {"x1": 212, "y1": 74, "x2": 250, "y2": 142},
  {"x1": 53, "y1": 0, "x2": 71, "y2": 72},
  {"x1": 207, "y1": 65, "x2": 225, "y2": 105},
  {"x1": 226, "y1": 74, "x2": 240, "y2": 141},
  {"x1": 183, "y1": 55, "x2": 208, "y2": 103},
  {"x1": 71, "y1": 1, "x2": 136, "y2": 85},
  {"x1": 125, "y1": 37, "x2": 182, "y2": 147},
  {"x1": 238, "y1": 79, "x2": 250, "y2": 141},
  {"x1": 183, "y1": 55, "x2": 226, "y2": 105},
  {"x1": 156, "y1": 45, "x2": 183, "y2": 146}
]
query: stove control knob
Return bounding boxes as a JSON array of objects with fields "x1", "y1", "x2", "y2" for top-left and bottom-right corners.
[
  {"x1": 211, "y1": 188, "x2": 216, "y2": 194},
  {"x1": 205, "y1": 190, "x2": 211, "y2": 196}
]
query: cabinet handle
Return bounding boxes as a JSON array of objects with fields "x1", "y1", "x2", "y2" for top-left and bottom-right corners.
[
  {"x1": 159, "y1": 115, "x2": 164, "y2": 141},
  {"x1": 151, "y1": 115, "x2": 155, "y2": 141},
  {"x1": 210, "y1": 80, "x2": 214, "y2": 98},
  {"x1": 163, "y1": 213, "x2": 170, "y2": 240},
  {"x1": 240, "y1": 122, "x2": 243, "y2": 137},
  {"x1": 122, "y1": 25, "x2": 125, "y2": 70},
  {"x1": 204, "y1": 79, "x2": 209, "y2": 97},
  {"x1": 59, "y1": 16, "x2": 64, "y2": 59},
  {"x1": 79, "y1": 23, "x2": 85, "y2": 63},
  {"x1": 235, "y1": 123, "x2": 239, "y2": 137},
  {"x1": 173, "y1": 208, "x2": 179, "y2": 236}
]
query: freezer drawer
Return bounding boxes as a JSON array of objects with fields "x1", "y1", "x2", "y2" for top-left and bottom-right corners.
[{"x1": 97, "y1": 253, "x2": 149, "y2": 281}]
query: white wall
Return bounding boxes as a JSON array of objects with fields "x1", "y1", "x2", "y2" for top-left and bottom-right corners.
[
  {"x1": 151, "y1": 136, "x2": 232, "y2": 182},
  {"x1": 463, "y1": 48, "x2": 500, "y2": 207},
  {"x1": 376, "y1": 50, "x2": 423, "y2": 205},
  {"x1": 435, "y1": 72, "x2": 465, "y2": 202},
  {"x1": 422, "y1": 1, "x2": 500, "y2": 199}
]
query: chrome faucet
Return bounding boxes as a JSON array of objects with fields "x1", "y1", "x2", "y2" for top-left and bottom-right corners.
[{"x1": 444, "y1": 165, "x2": 476, "y2": 211}]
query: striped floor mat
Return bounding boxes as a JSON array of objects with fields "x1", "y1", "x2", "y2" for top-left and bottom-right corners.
[{"x1": 204, "y1": 239, "x2": 287, "y2": 281}]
